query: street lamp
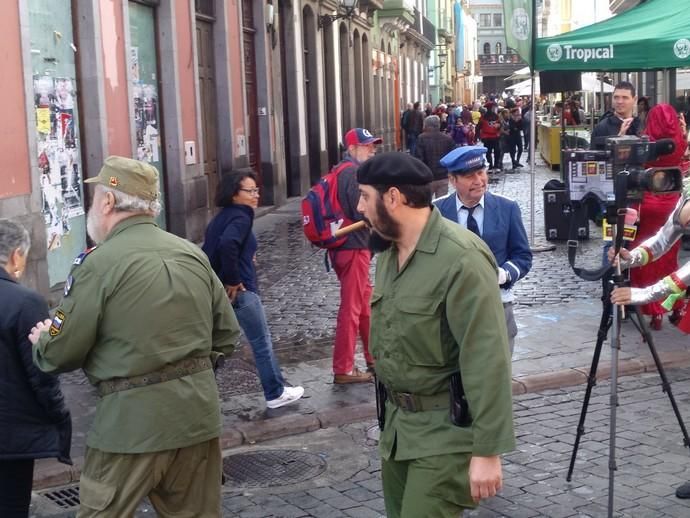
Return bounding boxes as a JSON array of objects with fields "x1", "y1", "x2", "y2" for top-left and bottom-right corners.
[
  {"x1": 428, "y1": 52, "x2": 448, "y2": 73},
  {"x1": 318, "y1": 0, "x2": 359, "y2": 29}
]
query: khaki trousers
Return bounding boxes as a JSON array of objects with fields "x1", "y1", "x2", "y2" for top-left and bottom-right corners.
[{"x1": 77, "y1": 437, "x2": 222, "y2": 518}]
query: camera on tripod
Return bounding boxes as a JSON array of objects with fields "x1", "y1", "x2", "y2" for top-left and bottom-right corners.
[{"x1": 565, "y1": 135, "x2": 683, "y2": 205}]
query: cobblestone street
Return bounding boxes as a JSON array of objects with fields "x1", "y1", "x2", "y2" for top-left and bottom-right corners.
[
  {"x1": 216, "y1": 367, "x2": 690, "y2": 518},
  {"x1": 252, "y1": 158, "x2": 607, "y2": 346}
]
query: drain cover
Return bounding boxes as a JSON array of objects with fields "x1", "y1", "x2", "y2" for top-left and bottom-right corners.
[
  {"x1": 38, "y1": 484, "x2": 80, "y2": 509},
  {"x1": 223, "y1": 449, "x2": 326, "y2": 488}
]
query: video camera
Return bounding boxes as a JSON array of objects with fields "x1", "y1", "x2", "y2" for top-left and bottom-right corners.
[{"x1": 565, "y1": 136, "x2": 683, "y2": 204}]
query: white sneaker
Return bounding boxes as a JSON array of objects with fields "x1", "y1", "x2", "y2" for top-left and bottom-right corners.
[{"x1": 266, "y1": 386, "x2": 304, "y2": 409}]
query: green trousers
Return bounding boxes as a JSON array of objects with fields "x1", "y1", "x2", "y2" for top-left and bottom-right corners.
[{"x1": 382, "y1": 451, "x2": 475, "y2": 518}]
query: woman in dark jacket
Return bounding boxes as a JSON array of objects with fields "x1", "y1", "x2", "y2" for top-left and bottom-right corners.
[
  {"x1": 202, "y1": 170, "x2": 304, "y2": 409},
  {"x1": 0, "y1": 219, "x2": 72, "y2": 517}
]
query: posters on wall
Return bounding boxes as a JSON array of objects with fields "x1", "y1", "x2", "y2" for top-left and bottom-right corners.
[
  {"x1": 34, "y1": 75, "x2": 84, "y2": 251},
  {"x1": 131, "y1": 48, "x2": 160, "y2": 164}
]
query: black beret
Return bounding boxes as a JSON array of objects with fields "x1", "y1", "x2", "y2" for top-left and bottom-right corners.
[{"x1": 357, "y1": 152, "x2": 433, "y2": 186}]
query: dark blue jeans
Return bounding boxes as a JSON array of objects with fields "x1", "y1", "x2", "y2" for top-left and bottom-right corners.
[
  {"x1": 232, "y1": 290, "x2": 285, "y2": 400},
  {"x1": 406, "y1": 133, "x2": 419, "y2": 156}
]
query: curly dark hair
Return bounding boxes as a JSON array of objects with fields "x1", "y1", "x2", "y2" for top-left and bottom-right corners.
[{"x1": 215, "y1": 169, "x2": 258, "y2": 207}]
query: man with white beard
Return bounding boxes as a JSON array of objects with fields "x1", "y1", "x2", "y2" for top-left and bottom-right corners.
[{"x1": 29, "y1": 156, "x2": 240, "y2": 517}]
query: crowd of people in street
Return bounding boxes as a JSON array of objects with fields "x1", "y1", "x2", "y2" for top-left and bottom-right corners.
[
  {"x1": 3, "y1": 80, "x2": 690, "y2": 516},
  {"x1": 400, "y1": 97, "x2": 535, "y2": 201}
]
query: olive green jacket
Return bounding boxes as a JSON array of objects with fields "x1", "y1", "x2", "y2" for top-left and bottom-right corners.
[
  {"x1": 372, "y1": 208, "x2": 515, "y2": 461},
  {"x1": 33, "y1": 216, "x2": 240, "y2": 453}
]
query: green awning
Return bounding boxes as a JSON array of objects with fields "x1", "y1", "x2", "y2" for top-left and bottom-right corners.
[{"x1": 535, "y1": 0, "x2": 690, "y2": 71}]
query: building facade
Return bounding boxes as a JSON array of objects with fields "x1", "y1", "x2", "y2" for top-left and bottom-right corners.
[
  {"x1": 469, "y1": 0, "x2": 525, "y2": 95},
  {"x1": 2, "y1": 0, "x2": 479, "y2": 298}
]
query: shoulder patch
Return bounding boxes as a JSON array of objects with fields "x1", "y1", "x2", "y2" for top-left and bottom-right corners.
[
  {"x1": 73, "y1": 246, "x2": 97, "y2": 266},
  {"x1": 49, "y1": 310, "x2": 66, "y2": 336},
  {"x1": 63, "y1": 274, "x2": 74, "y2": 297}
]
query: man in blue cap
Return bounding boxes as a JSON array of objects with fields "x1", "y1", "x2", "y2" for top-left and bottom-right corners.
[{"x1": 436, "y1": 145, "x2": 532, "y2": 354}]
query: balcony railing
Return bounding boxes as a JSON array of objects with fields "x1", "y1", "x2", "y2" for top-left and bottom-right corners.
[
  {"x1": 438, "y1": 9, "x2": 452, "y2": 37},
  {"x1": 479, "y1": 53, "x2": 523, "y2": 65}
]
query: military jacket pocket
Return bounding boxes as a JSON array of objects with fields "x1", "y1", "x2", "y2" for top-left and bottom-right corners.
[{"x1": 395, "y1": 296, "x2": 447, "y2": 366}]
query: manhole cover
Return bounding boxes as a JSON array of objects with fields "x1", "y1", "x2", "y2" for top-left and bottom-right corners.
[
  {"x1": 223, "y1": 449, "x2": 326, "y2": 488},
  {"x1": 38, "y1": 484, "x2": 80, "y2": 509}
]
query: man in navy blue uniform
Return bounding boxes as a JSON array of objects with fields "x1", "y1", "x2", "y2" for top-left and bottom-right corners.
[{"x1": 435, "y1": 146, "x2": 532, "y2": 354}]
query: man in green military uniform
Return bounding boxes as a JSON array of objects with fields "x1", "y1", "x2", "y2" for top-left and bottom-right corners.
[
  {"x1": 356, "y1": 152, "x2": 515, "y2": 517},
  {"x1": 29, "y1": 156, "x2": 240, "y2": 517}
]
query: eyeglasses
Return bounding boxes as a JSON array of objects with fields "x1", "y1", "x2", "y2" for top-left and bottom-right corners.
[{"x1": 238, "y1": 188, "x2": 260, "y2": 196}]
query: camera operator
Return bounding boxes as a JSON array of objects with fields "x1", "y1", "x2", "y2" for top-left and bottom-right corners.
[
  {"x1": 588, "y1": 82, "x2": 642, "y2": 255},
  {"x1": 591, "y1": 81, "x2": 641, "y2": 151}
]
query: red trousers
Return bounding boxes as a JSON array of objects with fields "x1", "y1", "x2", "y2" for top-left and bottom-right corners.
[{"x1": 329, "y1": 248, "x2": 373, "y2": 374}]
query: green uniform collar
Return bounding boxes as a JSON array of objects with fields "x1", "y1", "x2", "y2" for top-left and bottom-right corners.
[
  {"x1": 414, "y1": 207, "x2": 442, "y2": 255},
  {"x1": 105, "y1": 214, "x2": 157, "y2": 242}
]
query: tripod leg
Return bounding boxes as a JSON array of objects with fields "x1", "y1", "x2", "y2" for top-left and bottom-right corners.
[
  {"x1": 608, "y1": 302, "x2": 622, "y2": 518},
  {"x1": 567, "y1": 299, "x2": 612, "y2": 482},
  {"x1": 631, "y1": 306, "x2": 690, "y2": 448}
]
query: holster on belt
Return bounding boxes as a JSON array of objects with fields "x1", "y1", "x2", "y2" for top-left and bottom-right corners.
[
  {"x1": 374, "y1": 375, "x2": 387, "y2": 431},
  {"x1": 210, "y1": 351, "x2": 225, "y2": 371},
  {"x1": 449, "y1": 371, "x2": 472, "y2": 427}
]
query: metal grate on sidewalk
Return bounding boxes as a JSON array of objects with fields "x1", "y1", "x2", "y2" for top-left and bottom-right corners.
[{"x1": 37, "y1": 484, "x2": 80, "y2": 509}]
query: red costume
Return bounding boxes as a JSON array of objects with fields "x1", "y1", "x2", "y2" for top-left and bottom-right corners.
[{"x1": 629, "y1": 104, "x2": 688, "y2": 327}]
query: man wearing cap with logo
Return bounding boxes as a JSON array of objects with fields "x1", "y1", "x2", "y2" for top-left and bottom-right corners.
[
  {"x1": 356, "y1": 152, "x2": 514, "y2": 517},
  {"x1": 436, "y1": 145, "x2": 532, "y2": 355},
  {"x1": 29, "y1": 156, "x2": 240, "y2": 516},
  {"x1": 330, "y1": 128, "x2": 382, "y2": 384}
]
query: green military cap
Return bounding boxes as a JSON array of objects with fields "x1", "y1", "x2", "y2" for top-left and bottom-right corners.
[{"x1": 84, "y1": 156, "x2": 159, "y2": 201}]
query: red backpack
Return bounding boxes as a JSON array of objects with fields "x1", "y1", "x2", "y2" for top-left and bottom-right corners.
[{"x1": 301, "y1": 161, "x2": 354, "y2": 249}]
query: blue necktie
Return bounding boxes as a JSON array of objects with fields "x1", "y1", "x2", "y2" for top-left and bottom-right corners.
[{"x1": 464, "y1": 205, "x2": 480, "y2": 236}]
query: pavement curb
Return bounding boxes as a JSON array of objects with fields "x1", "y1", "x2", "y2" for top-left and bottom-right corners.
[{"x1": 32, "y1": 349, "x2": 690, "y2": 490}]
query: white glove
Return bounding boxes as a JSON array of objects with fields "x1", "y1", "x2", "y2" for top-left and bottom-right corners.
[{"x1": 497, "y1": 268, "x2": 508, "y2": 286}]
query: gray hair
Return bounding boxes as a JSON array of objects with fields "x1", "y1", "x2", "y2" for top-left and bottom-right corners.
[
  {"x1": 0, "y1": 219, "x2": 31, "y2": 265},
  {"x1": 98, "y1": 185, "x2": 162, "y2": 217},
  {"x1": 424, "y1": 115, "x2": 440, "y2": 131}
]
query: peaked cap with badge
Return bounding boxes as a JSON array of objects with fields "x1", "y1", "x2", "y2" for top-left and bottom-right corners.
[
  {"x1": 440, "y1": 145, "x2": 488, "y2": 176},
  {"x1": 84, "y1": 156, "x2": 160, "y2": 201}
]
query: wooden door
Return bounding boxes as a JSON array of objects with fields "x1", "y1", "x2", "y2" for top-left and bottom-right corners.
[
  {"x1": 196, "y1": 18, "x2": 218, "y2": 206},
  {"x1": 242, "y1": 2, "x2": 261, "y2": 180}
]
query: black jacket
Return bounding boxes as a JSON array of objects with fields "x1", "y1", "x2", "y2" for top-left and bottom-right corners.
[
  {"x1": 415, "y1": 130, "x2": 457, "y2": 180},
  {"x1": 0, "y1": 268, "x2": 72, "y2": 464},
  {"x1": 590, "y1": 112, "x2": 640, "y2": 150}
]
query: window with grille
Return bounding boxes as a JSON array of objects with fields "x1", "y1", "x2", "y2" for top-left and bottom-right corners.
[{"x1": 195, "y1": 0, "x2": 214, "y2": 17}]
